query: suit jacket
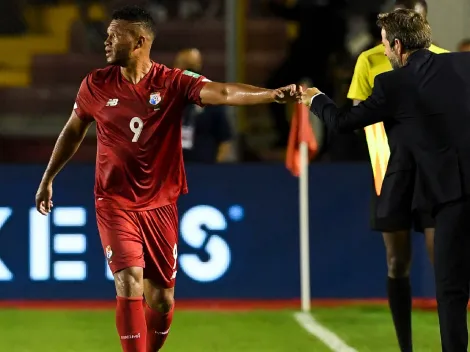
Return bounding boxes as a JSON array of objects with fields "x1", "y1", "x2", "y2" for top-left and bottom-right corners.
[{"x1": 310, "y1": 49, "x2": 470, "y2": 211}]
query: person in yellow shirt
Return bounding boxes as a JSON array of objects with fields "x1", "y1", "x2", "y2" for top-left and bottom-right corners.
[{"x1": 347, "y1": 1, "x2": 448, "y2": 351}]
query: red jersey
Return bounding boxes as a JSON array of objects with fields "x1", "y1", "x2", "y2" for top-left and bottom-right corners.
[{"x1": 73, "y1": 62, "x2": 208, "y2": 210}]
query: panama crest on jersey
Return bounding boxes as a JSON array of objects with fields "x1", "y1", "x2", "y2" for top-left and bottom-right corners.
[
  {"x1": 105, "y1": 245, "x2": 113, "y2": 260},
  {"x1": 149, "y1": 92, "x2": 162, "y2": 109}
]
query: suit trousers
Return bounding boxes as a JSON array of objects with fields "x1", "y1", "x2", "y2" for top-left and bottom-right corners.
[{"x1": 434, "y1": 197, "x2": 470, "y2": 352}]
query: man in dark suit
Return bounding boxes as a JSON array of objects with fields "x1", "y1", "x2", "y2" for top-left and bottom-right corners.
[
  {"x1": 347, "y1": 4, "x2": 448, "y2": 351},
  {"x1": 301, "y1": 8, "x2": 470, "y2": 352}
]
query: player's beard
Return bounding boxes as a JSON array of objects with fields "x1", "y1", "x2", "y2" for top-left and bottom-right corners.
[
  {"x1": 388, "y1": 54, "x2": 402, "y2": 70},
  {"x1": 108, "y1": 54, "x2": 128, "y2": 67},
  {"x1": 107, "y1": 48, "x2": 131, "y2": 67}
]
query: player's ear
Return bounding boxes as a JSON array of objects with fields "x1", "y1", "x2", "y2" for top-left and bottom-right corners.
[
  {"x1": 135, "y1": 36, "x2": 145, "y2": 49},
  {"x1": 391, "y1": 38, "x2": 399, "y2": 52},
  {"x1": 395, "y1": 39, "x2": 403, "y2": 55}
]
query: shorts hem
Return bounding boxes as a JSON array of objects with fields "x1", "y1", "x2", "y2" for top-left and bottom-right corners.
[
  {"x1": 143, "y1": 274, "x2": 176, "y2": 289},
  {"x1": 108, "y1": 261, "x2": 145, "y2": 274},
  {"x1": 95, "y1": 200, "x2": 177, "y2": 212},
  {"x1": 370, "y1": 222, "x2": 434, "y2": 234},
  {"x1": 371, "y1": 225, "x2": 411, "y2": 233}
]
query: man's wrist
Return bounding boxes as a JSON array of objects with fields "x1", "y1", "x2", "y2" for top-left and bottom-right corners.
[
  {"x1": 270, "y1": 89, "x2": 279, "y2": 103},
  {"x1": 40, "y1": 176, "x2": 53, "y2": 186},
  {"x1": 309, "y1": 92, "x2": 324, "y2": 106}
]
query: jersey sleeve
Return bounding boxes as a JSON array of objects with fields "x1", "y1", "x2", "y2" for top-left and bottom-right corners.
[
  {"x1": 169, "y1": 69, "x2": 210, "y2": 107},
  {"x1": 347, "y1": 53, "x2": 372, "y2": 102},
  {"x1": 74, "y1": 74, "x2": 96, "y2": 122}
]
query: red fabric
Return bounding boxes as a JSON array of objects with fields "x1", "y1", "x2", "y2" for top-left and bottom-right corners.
[
  {"x1": 97, "y1": 204, "x2": 179, "y2": 288},
  {"x1": 116, "y1": 296, "x2": 147, "y2": 352},
  {"x1": 286, "y1": 103, "x2": 318, "y2": 176},
  {"x1": 145, "y1": 303, "x2": 175, "y2": 352},
  {"x1": 74, "y1": 62, "x2": 208, "y2": 210}
]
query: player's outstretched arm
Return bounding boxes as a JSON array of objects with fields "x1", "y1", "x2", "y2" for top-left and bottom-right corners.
[
  {"x1": 199, "y1": 82, "x2": 300, "y2": 106},
  {"x1": 35, "y1": 111, "x2": 92, "y2": 215}
]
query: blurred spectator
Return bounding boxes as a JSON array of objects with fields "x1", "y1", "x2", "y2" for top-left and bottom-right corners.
[
  {"x1": 70, "y1": 3, "x2": 107, "y2": 53},
  {"x1": 178, "y1": 0, "x2": 204, "y2": 19},
  {"x1": 457, "y1": 38, "x2": 470, "y2": 52},
  {"x1": 364, "y1": 12, "x2": 383, "y2": 50},
  {"x1": 204, "y1": 0, "x2": 223, "y2": 18},
  {"x1": 174, "y1": 48, "x2": 234, "y2": 163},
  {"x1": 264, "y1": 0, "x2": 347, "y2": 148},
  {"x1": 175, "y1": 0, "x2": 223, "y2": 20},
  {"x1": 147, "y1": 1, "x2": 170, "y2": 22},
  {"x1": 100, "y1": 0, "x2": 221, "y2": 22}
]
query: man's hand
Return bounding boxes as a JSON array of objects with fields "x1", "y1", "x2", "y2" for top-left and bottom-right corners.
[
  {"x1": 36, "y1": 182, "x2": 53, "y2": 215},
  {"x1": 301, "y1": 87, "x2": 322, "y2": 107},
  {"x1": 273, "y1": 84, "x2": 302, "y2": 104}
]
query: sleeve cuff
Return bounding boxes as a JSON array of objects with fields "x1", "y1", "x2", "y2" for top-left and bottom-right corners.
[{"x1": 310, "y1": 92, "x2": 325, "y2": 106}]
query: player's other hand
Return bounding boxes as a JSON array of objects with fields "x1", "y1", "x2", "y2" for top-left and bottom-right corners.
[
  {"x1": 273, "y1": 84, "x2": 302, "y2": 104},
  {"x1": 36, "y1": 182, "x2": 54, "y2": 215},
  {"x1": 301, "y1": 87, "x2": 322, "y2": 107}
]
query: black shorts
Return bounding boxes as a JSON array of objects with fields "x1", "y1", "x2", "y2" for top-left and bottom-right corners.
[{"x1": 370, "y1": 169, "x2": 435, "y2": 233}]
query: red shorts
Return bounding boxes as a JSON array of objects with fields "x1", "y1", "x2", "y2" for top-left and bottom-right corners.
[{"x1": 96, "y1": 203, "x2": 178, "y2": 288}]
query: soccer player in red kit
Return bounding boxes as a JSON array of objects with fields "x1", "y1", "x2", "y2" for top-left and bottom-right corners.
[{"x1": 34, "y1": 5, "x2": 299, "y2": 352}]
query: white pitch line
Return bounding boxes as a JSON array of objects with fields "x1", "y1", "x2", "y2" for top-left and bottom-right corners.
[{"x1": 294, "y1": 312, "x2": 358, "y2": 352}]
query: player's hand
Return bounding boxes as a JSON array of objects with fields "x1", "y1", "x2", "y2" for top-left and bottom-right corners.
[
  {"x1": 273, "y1": 84, "x2": 302, "y2": 104},
  {"x1": 36, "y1": 182, "x2": 54, "y2": 215},
  {"x1": 301, "y1": 87, "x2": 322, "y2": 107}
]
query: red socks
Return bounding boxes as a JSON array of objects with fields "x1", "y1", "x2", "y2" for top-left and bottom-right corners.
[
  {"x1": 115, "y1": 296, "x2": 174, "y2": 352},
  {"x1": 116, "y1": 296, "x2": 147, "y2": 352},
  {"x1": 145, "y1": 302, "x2": 175, "y2": 352}
]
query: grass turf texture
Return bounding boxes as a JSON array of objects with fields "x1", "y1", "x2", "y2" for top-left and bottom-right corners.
[{"x1": 0, "y1": 306, "x2": 446, "y2": 351}]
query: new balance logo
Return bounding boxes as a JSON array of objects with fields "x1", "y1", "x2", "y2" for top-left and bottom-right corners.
[{"x1": 106, "y1": 99, "x2": 119, "y2": 106}]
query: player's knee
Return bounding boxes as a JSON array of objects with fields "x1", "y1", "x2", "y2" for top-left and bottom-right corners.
[
  {"x1": 114, "y1": 267, "x2": 144, "y2": 297},
  {"x1": 387, "y1": 256, "x2": 411, "y2": 278},
  {"x1": 158, "y1": 290, "x2": 174, "y2": 313},
  {"x1": 147, "y1": 288, "x2": 174, "y2": 313}
]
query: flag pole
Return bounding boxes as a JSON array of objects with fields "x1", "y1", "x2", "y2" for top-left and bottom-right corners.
[
  {"x1": 287, "y1": 79, "x2": 313, "y2": 313},
  {"x1": 299, "y1": 139, "x2": 310, "y2": 312}
]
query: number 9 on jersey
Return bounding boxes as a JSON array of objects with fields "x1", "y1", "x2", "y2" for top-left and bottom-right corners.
[{"x1": 130, "y1": 117, "x2": 144, "y2": 142}]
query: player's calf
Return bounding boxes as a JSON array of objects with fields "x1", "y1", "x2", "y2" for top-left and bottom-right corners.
[
  {"x1": 383, "y1": 230, "x2": 413, "y2": 352},
  {"x1": 424, "y1": 227, "x2": 435, "y2": 265},
  {"x1": 114, "y1": 267, "x2": 147, "y2": 352},
  {"x1": 144, "y1": 280, "x2": 175, "y2": 352}
]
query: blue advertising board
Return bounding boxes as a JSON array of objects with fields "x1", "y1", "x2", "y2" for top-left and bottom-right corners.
[{"x1": 0, "y1": 164, "x2": 434, "y2": 300}]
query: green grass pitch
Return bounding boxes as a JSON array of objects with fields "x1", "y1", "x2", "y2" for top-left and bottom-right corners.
[{"x1": 0, "y1": 306, "x2": 447, "y2": 351}]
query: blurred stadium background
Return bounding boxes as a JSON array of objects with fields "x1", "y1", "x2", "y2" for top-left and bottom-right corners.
[{"x1": 0, "y1": 0, "x2": 470, "y2": 351}]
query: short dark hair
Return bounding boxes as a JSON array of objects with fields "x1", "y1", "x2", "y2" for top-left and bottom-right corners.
[
  {"x1": 112, "y1": 5, "x2": 156, "y2": 38},
  {"x1": 377, "y1": 8, "x2": 432, "y2": 51},
  {"x1": 395, "y1": 0, "x2": 428, "y2": 11}
]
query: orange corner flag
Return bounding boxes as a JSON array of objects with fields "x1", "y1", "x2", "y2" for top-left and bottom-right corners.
[{"x1": 286, "y1": 102, "x2": 318, "y2": 176}]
